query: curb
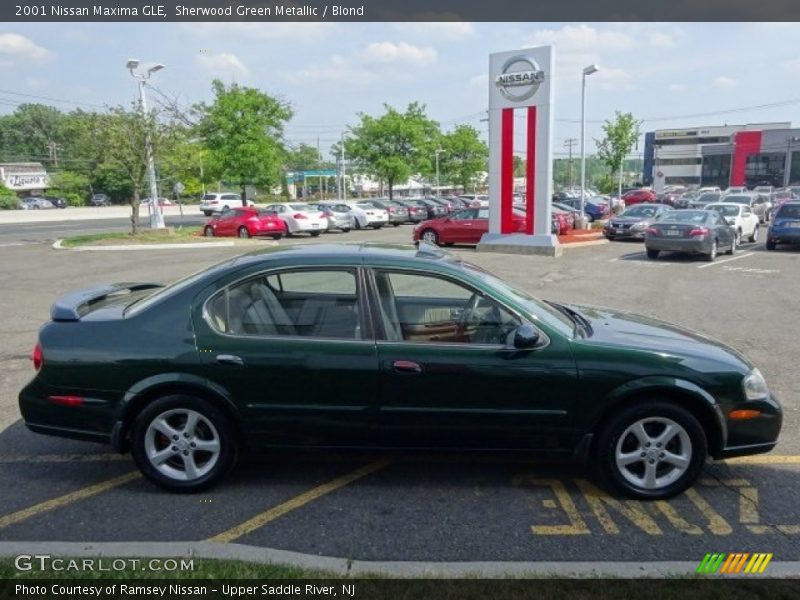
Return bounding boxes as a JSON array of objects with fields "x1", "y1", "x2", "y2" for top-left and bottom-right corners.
[
  {"x1": 1, "y1": 542, "x2": 799, "y2": 578},
  {"x1": 52, "y1": 239, "x2": 238, "y2": 251}
]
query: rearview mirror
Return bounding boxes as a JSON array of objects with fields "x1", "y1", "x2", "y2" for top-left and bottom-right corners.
[{"x1": 511, "y1": 324, "x2": 540, "y2": 349}]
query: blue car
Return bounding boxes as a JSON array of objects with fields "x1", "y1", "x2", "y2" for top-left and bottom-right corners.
[
  {"x1": 558, "y1": 197, "x2": 610, "y2": 222},
  {"x1": 766, "y1": 202, "x2": 800, "y2": 250}
]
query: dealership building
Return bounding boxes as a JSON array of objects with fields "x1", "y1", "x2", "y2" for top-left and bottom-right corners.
[{"x1": 642, "y1": 122, "x2": 800, "y2": 188}]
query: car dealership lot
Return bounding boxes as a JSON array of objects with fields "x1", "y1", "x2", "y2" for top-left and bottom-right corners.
[{"x1": 0, "y1": 219, "x2": 798, "y2": 563}]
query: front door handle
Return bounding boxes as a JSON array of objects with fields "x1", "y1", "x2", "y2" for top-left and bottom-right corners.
[
  {"x1": 216, "y1": 354, "x2": 245, "y2": 366},
  {"x1": 392, "y1": 360, "x2": 423, "y2": 374}
]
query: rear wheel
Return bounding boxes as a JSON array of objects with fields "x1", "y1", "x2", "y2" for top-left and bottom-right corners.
[
  {"x1": 392, "y1": 222, "x2": 400, "y2": 227},
  {"x1": 420, "y1": 229, "x2": 439, "y2": 245},
  {"x1": 371, "y1": 224, "x2": 384, "y2": 229},
  {"x1": 748, "y1": 225, "x2": 758, "y2": 243},
  {"x1": 341, "y1": 228, "x2": 351, "y2": 233},
  {"x1": 203, "y1": 211, "x2": 212, "y2": 217},
  {"x1": 238, "y1": 227, "x2": 250, "y2": 239},
  {"x1": 270, "y1": 234, "x2": 283, "y2": 240},
  {"x1": 766, "y1": 240, "x2": 777, "y2": 250},
  {"x1": 705, "y1": 239, "x2": 717, "y2": 261},
  {"x1": 310, "y1": 231, "x2": 322, "y2": 237},
  {"x1": 131, "y1": 395, "x2": 238, "y2": 493},
  {"x1": 595, "y1": 400, "x2": 707, "y2": 500},
  {"x1": 646, "y1": 248, "x2": 659, "y2": 259}
]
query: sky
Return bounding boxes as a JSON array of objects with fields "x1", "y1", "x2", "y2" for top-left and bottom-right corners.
[{"x1": 2, "y1": 22, "x2": 800, "y2": 160}]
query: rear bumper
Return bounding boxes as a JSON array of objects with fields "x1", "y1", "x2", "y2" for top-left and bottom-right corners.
[
  {"x1": 604, "y1": 227, "x2": 646, "y2": 239},
  {"x1": 646, "y1": 237, "x2": 711, "y2": 254},
  {"x1": 767, "y1": 229, "x2": 800, "y2": 244}
]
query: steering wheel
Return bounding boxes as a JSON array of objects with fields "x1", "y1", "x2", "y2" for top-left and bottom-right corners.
[{"x1": 458, "y1": 292, "x2": 483, "y2": 330}]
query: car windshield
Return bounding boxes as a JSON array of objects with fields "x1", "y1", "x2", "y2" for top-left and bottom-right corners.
[
  {"x1": 124, "y1": 265, "x2": 217, "y2": 316},
  {"x1": 696, "y1": 194, "x2": 720, "y2": 203},
  {"x1": 661, "y1": 211, "x2": 708, "y2": 224},
  {"x1": 460, "y1": 262, "x2": 574, "y2": 336},
  {"x1": 723, "y1": 195, "x2": 751, "y2": 205},
  {"x1": 707, "y1": 204, "x2": 739, "y2": 217},
  {"x1": 289, "y1": 204, "x2": 313, "y2": 211},
  {"x1": 776, "y1": 205, "x2": 800, "y2": 219},
  {"x1": 622, "y1": 206, "x2": 658, "y2": 218}
]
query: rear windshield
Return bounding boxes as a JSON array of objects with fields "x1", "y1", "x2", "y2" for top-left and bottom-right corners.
[
  {"x1": 706, "y1": 204, "x2": 739, "y2": 217},
  {"x1": 289, "y1": 204, "x2": 313, "y2": 211},
  {"x1": 723, "y1": 195, "x2": 752, "y2": 204},
  {"x1": 622, "y1": 205, "x2": 658, "y2": 217},
  {"x1": 661, "y1": 211, "x2": 708, "y2": 224},
  {"x1": 776, "y1": 204, "x2": 800, "y2": 219}
]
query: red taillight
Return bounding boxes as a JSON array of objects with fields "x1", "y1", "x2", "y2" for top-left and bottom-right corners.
[
  {"x1": 689, "y1": 227, "x2": 710, "y2": 236},
  {"x1": 211, "y1": 200, "x2": 219, "y2": 204},
  {"x1": 646, "y1": 227, "x2": 659, "y2": 235},
  {"x1": 293, "y1": 213, "x2": 307, "y2": 219},
  {"x1": 32, "y1": 343, "x2": 43, "y2": 371},
  {"x1": 47, "y1": 395, "x2": 84, "y2": 407}
]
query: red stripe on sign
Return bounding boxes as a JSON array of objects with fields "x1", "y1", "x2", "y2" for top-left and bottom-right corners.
[
  {"x1": 526, "y1": 106, "x2": 537, "y2": 234},
  {"x1": 731, "y1": 131, "x2": 762, "y2": 187},
  {"x1": 501, "y1": 108, "x2": 514, "y2": 234}
]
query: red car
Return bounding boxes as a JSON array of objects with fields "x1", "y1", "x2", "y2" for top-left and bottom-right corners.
[
  {"x1": 203, "y1": 207, "x2": 287, "y2": 239},
  {"x1": 551, "y1": 210, "x2": 571, "y2": 235},
  {"x1": 413, "y1": 207, "x2": 526, "y2": 246},
  {"x1": 621, "y1": 189, "x2": 657, "y2": 206}
]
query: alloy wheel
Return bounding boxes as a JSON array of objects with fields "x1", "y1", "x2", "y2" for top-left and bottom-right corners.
[
  {"x1": 143, "y1": 409, "x2": 221, "y2": 482},
  {"x1": 614, "y1": 417, "x2": 692, "y2": 490}
]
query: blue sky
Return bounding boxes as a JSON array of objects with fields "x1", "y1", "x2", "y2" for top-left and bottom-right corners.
[{"x1": 2, "y1": 22, "x2": 800, "y2": 159}]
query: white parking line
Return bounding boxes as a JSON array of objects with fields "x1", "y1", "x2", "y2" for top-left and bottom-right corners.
[{"x1": 697, "y1": 252, "x2": 755, "y2": 269}]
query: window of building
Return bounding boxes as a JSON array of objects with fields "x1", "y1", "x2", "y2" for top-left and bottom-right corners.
[
  {"x1": 701, "y1": 154, "x2": 731, "y2": 189},
  {"x1": 745, "y1": 153, "x2": 785, "y2": 188}
]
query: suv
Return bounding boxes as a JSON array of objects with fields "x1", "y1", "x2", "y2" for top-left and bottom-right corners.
[
  {"x1": 200, "y1": 192, "x2": 246, "y2": 216},
  {"x1": 89, "y1": 193, "x2": 111, "y2": 207}
]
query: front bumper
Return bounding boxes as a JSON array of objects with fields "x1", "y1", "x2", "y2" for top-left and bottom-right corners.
[{"x1": 718, "y1": 392, "x2": 782, "y2": 459}]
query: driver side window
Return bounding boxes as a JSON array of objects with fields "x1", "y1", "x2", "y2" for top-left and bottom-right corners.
[{"x1": 374, "y1": 270, "x2": 521, "y2": 345}]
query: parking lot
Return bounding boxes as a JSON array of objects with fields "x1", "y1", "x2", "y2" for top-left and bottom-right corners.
[{"x1": 1, "y1": 215, "x2": 798, "y2": 564}]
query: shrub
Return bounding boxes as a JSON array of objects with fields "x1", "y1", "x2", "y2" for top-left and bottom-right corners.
[{"x1": 0, "y1": 196, "x2": 20, "y2": 210}]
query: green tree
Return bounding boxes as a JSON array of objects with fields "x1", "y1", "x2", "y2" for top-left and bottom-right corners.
[
  {"x1": 595, "y1": 111, "x2": 642, "y2": 198},
  {"x1": 47, "y1": 171, "x2": 91, "y2": 206},
  {"x1": 195, "y1": 80, "x2": 293, "y2": 204},
  {"x1": 345, "y1": 102, "x2": 439, "y2": 200},
  {"x1": 159, "y1": 135, "x2": 211, "y2": 199},
  {"x1": 439, "y1": 125, "x2": 488, "y2": 192},
  {"x1": 0, "y1": 104, "x2": 67, "y2": 166}
]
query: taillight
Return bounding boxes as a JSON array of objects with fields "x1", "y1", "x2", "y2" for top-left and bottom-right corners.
[
  {"x1": 211, "y1": 200, "x2": 219, "y2": 204},
  {"x1": 47, "y1": 395, "x2": 84, "y2": 407},
  {"x1": 689, "y1": 227, "x2": 709, "y2": 236},
  {"x1": 646, "y1": 227, "x2": 659, "y2": 235},
  {"x1": 32, "y1": 343, "x2": 43, "y2": 371},
  {"x1": 293, "y1": 213, "x2": 307, "y2": 219}
]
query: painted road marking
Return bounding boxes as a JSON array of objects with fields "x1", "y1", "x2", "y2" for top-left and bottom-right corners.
[
  {"x1": 697, "y1": 252, "x2": 755, "y2": 269},
  {"x1": 723, "y1": 266, "x2": 779, "y2": 275},
  {"x1": 207, "y1": 460, "x2": 390, "y2": 544},
  {"x1": 0, "y1": 472, "x2": 140, "y2": 530},
  {"x1": 723, "y1": 455, "x2": 800, "y2": 465}
]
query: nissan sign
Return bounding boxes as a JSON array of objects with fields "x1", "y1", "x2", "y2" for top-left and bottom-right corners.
[{"x1": 494, "y1": 55, "x2": 545, "y2": 102}]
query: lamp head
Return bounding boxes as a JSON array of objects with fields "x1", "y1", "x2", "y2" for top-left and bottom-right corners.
[
  {"x1": 148, "y1": 64, "x2": 165, "y2": 75},
  {"x1": 126, "y1": 59, "x2": 140, "y2": 71},
  {"x1": 583, "y1": 64, "x2": 600, "y2": 76}
]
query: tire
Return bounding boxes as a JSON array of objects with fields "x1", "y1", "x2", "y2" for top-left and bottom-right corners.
[
  {"x1": 748, "y1": 225, "x2": 758, "y2": 243},
  {"x1": 727, "y1": 234, "x2": 737, "y2": 255},
  {"x1": 420, "y1": 229, "x2": 439, "y2": 245},
  {"x1": 203, "y1": 211, "x2": 212, "y2": 217},
  {"x1": 222, "y1": 205, "x2": 230, "y2": 213},
  {"x1": 766, "y1": 240, "x2": 776, "y2": 251},
  {"x1": 646, "y1": 248, "x2": 659, "y2": 260},
  {"x1": 594, "y1": 400, "x2": 707, "y2": 500},
  {"x1": 705, "y1": 239, "x2": 717, "y2": 261},
  {"x1": 371, "y1": 224, "x2": 384, "y2": 229},
  {"x1": 203, "y1": 226, "x2": 214, "y2": 237},
  {"x1": 354, "y1": 219, "x2": 362, "y2": 230},
  {"x1": 392, "y1": 223, "x2": 400, "y2": 227},
  {"x1": 270, "y1": 234, "x2": 283, "y2": 240},
  {"x1": 238, "y1": 227, "x2": 250, "y2": 239},
  {"x1": 131, "y1": 395, "x2": 238, "y2": 493},
  {"x1": 310, "y1": 231, "x2": 322, "y2": 237},
  {"x1": 341, "y1": 228, "x2": 351, "y2": 233}
]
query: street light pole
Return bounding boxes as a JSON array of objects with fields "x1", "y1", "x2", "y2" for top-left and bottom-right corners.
[
  {"x1": 434, "y1": 148, "x2": 443, "y2": 198},
  {"x1": 127, "y1": 58, "x2": 165, "y2": 229},
  {"x1": 340, "y1": 133, "x2": 347, "y2": 202},
  {"x1": 580, "y1": 64, "x2": 599, "y2": 229}
]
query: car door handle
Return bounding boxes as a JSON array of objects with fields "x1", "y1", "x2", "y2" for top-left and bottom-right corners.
[
  {"x1": 392, "y1": 360, "x2": 423, "y2": 374},
  {"x1": 216, "y1": 354, "x2": 245, "y2": 366}
]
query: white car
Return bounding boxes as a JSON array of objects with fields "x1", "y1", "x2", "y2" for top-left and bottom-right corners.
[
  {"x1": 698, "y1": 186, "x2": 722, "y2": 193},
  {"x1": 200, "y1": 192, "x2": 253, "y2": 216},
  {"x1": 705, "y1": 202, "x2": 760, "y2": 245},
  {"x1": 351, "y1": 201, "x2": 389, "y2": 229},
  {"x1": 268, "y1": 203, "x2": 327, "y2": 236}
]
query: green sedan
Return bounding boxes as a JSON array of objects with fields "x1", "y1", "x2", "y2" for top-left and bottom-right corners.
[{"x1": 19, "y1": 243, "x2": 782, "y2": 499}]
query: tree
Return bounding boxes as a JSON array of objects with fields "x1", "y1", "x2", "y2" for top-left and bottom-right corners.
[
  {"x1": 595, "y1": 111, "x2": 642, "y2": 198},
  {"x1": 195, "y1": 80, "x2": 293, "y2": 204},
  {"x1": 0, "y1": 104, "x2": 67, "y2": 166},
  {"x1": 439, "y1": 125, "x2": 488, "y2": 192},
  {"x1": 345, "y1": 102, "x2": 439, "y2": 200}
]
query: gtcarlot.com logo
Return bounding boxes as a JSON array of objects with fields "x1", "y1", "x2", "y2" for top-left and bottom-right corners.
[
  {"x1": 14, "y1": 554, "x2": 195, "y2": 572},
  {"x1": 697, "y1": 552, "x2": 773, "y2": 575}
]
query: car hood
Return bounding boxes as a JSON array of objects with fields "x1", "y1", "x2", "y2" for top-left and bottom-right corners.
[
  {"x1": 608, "y1": 216, "x2": 652, "y2": 225},
  {"x1": 564, "y1": 303, "x2": 751, "y2": 369}
]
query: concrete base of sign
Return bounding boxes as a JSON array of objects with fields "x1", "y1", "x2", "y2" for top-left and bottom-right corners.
[{"x1": 476, "y1": 233, "x2": 562, "y2": 257}]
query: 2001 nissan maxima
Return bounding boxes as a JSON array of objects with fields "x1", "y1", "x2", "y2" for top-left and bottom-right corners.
[{"x1": 19, "y1": 244, "x2": 781, "y2": 499}]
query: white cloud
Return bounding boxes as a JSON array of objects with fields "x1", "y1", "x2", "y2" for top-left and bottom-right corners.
[
  {"x1": 668, "y1": 83, "x2": 688, "y2": 93},
  {"x1": 783, "y1": 57, "x2": 800, "y2": 75},
  {"x1": 196, "y1": 52, "x2": 250, "y2": 79},
  {"x1": 0, "y1": 33, "x2": 51, "y2": 66},
  {"x1": 595, "y1": 67, "x2": 635, "y2": 91},
  {"x1": 469, "y1": 73, "x2": 488, "y2": 89},
  {"x1": 280, "y1": 55, "x2": 377, "y2": 86},
  {"x1": 361, "y1": 41, "x2": 437, "y2": 66},
  {"x1": 712, "y1": 75, "x2": 737, "y2": 89},
  {"x1": 182, "y1": 22, "x2": 333, "y2": 42},
  {"x1": 524, "y1": 25, "x2": 634, "y2": 54},
  {"x1": 393, "y1": 21, "x2": 474, "y2": 40}
]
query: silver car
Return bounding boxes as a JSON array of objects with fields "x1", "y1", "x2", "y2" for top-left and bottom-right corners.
[{"x1": 316, "y1": 203, "x2": 355, "y2": 232}]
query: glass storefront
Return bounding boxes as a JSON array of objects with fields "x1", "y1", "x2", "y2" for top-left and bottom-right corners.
[
  {"x1": 701, "y1": 154, "x2": 731, "y2": 189},
  {"x1": 745, "y1": 152, "x2": 785, "y2": 188}
]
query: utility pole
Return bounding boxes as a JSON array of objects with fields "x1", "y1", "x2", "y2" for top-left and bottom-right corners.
[
  {"x1": 47, "y1": 141, "x2": 61, "y2": 168},
  {"x1": 434, "y1": 148, "x2": 444, "y2": 198},
  {"x1": 340, "y1": 133, "x2": 347, "y2": 202},
  {"x1": 563, "y1": 138, "x2": 577, "y2": 188}
]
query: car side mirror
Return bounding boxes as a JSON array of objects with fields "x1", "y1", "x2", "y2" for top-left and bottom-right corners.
[{"x1": 511, "y1": 324, "x2": 540, "y2": 349}]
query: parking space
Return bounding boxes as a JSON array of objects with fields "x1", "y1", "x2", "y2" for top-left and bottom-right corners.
[{"x1": 1, "y1": 218, "x2": 798, "y2": 562}]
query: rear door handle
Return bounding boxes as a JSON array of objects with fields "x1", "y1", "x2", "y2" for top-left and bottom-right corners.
[
  {"x1": 392, "y1": 360, "x2": 423, "y2": 374},
  {"x1": 216, "y1": 354, "x2": 245, "y2": 366}
]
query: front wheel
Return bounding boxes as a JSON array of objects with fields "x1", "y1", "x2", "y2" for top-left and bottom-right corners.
[
  {"x1": 392, "y1": 223, "x2": 400, "y2": 227},
  {"x1": 270, "y1": 234, "x2": 283, "y2": 240},
  {"x1": 131, "y1": 395, "x2": 238, "y2": 493},
  {"x1": 595, "y1": 400, "x2": 707, "y2": 500},
  {"x1": 203, "y1": 226, "x2": 214, "y2": 237},
  {"x1": 420, "y1": 229, "x2": 439, "y2": 245},
  {"x1": 340, "y1": 228, "x2": 351, "y2": 233},
  {"x1": 371, "y1": 224, "x2": 384, "y2": 229},
  {"x1": 238, "y1": 227, "x2": 250, "y2": 239},
  {"x1": 646, "y1": 248, "x2": 659, "y2": 260},
  {"x1": 748, "y1": 226, "x2": 758, "y2": 243}
]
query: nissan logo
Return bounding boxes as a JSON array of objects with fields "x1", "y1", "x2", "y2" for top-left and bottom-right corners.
[{"x1": 495, "y1": 55, "x2": 545, "y2": 102}]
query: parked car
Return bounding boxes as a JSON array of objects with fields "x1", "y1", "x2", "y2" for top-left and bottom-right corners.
[
  {"x1": 19, "y1": 243, "x2": 782, "y2": 497},
  {"x1": 552, "y1": 202, "x2": 583, "y2": 224},
  {"x1": 140, "y1": 197, "x2": 173, "y2": 207},
  {"x1": 687, "y1": 192, "x2": 723, "y2": 209},
  {"x1": 644, "y1": 209, "x2": 736, "y2": 261},
  {"x1": 419, "y1": 198, "x2": 449, "y2": 220},
  {"x1": 621, "y1": 189, "x2": 657, "y2": 207},
  {"x1": 352, "y1": 201, "x2": 389, "y2": 229},
  {"x1": 551, "y1": 209, "x2": 571, "y2": 235},
  {"x1": 766, "y1": 201, "x2": 800, "y2": 251},
  {"x1": 675, "y1": 191, "x2": 698, "y2": 209},
  {"x1": 89, "y1": 193, "x2": 111, "y2": 207},
  {"x1": 719, "y1": 193, "x2": 771, "y2": 224},
  {"x1": 753, "y1": 185, "x2": 774, "y2": 196},
  {"x1": 413, "y1": 207, "x2": 525, "y2": 246},
  {"x1": 724, "y1": 186, "x2": 747, "y2": 195},
  {"x1": 363, "y1": 199, "x2": 409, "y2": 227},
  {"x1": 392, "y1": 199, "x2": 428, "y2": 223},
  {"x1": 704, "y1": 203, "x2": 760, "y2": 246},
  {"x1": 22, "y1": 196, "x2": 55, "y2": 210},
  {"x1": 698, "y1": 186, "x2": 722, "y2": 194},
  {"x1": 200, "y1": 193, "x2": 250, "y2": 216},
  {"x1": 558, "y1": 197, "x2": 610, "y2": 222},
  {"x1": 603, "y1": 204, "x2": 673, "y2": 241},
  {"x1": 315, "y1": 202, "x2": 355, "y2": 233},
  {"x1": 267, "y1": 202, "x2": 328, "y2": 236},
  {"x1": 44, "y1": 196, "x2": 67, "y2": 209},
  {"x1": 767, "y1": 191, "x2": 797, "y2": 220},
  {"x1": 203, "y1": 207, "x2": 286, "y2": 239}
]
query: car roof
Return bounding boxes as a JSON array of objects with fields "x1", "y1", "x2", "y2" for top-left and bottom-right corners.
[{"x1": 225, "y1": 242, "x2": 454, "y2": 267}]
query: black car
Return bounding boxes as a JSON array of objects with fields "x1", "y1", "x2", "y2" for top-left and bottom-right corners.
[
  {"x1": 420, "y1": 198, "x2": 448, "y2": 219},
  {"x1": 90, "y1": 193, "x2": 111, "y2": 207},
  {"x1": 392, "y1": 199, "x2": 428, "y2": 223},
  {"x1": 644, "y1": 209, "x2": 735, "y2": 261},
  {"x1": 44, "y1": 196, "x2": 67, "y2": 209},
  {"x1": 687, "y1": 192, "x2": 722, "y2": 209},
  {"x1": 604, "y1": 204, "x2": 672, "y2": 241}
]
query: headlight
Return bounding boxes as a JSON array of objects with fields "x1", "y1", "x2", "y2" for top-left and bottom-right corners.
[{"x1": 742, "y1": 368, "x2": 769, "y2": 400}]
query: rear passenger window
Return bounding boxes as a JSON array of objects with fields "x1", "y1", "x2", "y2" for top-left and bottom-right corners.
[{"x1": 206, "y1": 270, "x2": 360, "y2": 339}]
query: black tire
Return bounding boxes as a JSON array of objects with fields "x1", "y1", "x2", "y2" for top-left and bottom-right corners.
[
  {"x1": 131, "y1": 395, "x2": 238, "y2": 493},
  {"x1": 420, "y1": 228, "x2": 439, "y2": 245},
  {"x1": 203, "y1": 226, "x2": 214, "y2": 237},
  {"x1": 705, "y1": 239, "x2": 717, "y2": 261},
  {"x1": 310, "y1": 230, "x2": 322, "y2": 237},
  {"x1": 727, "y1": 234, "x2": 737, "y2": 255},
  {"x1": 392, "y1": 223, "x2": 400, "y2": 227},
  {"x1": 594, "y1": 400, "x2": 707, "y2": 500},
  {"x1": 766, "y1": 240, "x2": 776, "y2": 251},
  {"x1": 238, "y1": 227, "x2": 250, "y2": 239},
  {"x1": 203, "y1": 211, "x2": 212, "y2": 217},
  {"x1": 341, "y1": 228, "x2": 351, "y2": 233},
  {"x1": 354, "y1": 219, "x2": 362, "y2": 230},
  {"x1": 748, "y1": 226, "x2": 758, "y2": 243},
  {"x1": 646, "y1": 248, "x2": 660, "y2": 260},
  {"x1": 270, "y1": 234, "x2": 283, "y2": 240},
  {"x1": 372, "y1": 224, "x2": 384, "y2": 229}
]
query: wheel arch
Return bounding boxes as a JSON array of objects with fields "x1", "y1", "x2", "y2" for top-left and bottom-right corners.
[
  {"x1": 588, "y1": 378, "x2": 726, "y2": 459},
  {"x1": 112, "y1": 374, "x2": 245, "y2": 453}
]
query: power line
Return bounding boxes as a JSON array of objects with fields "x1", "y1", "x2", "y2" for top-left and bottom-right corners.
[{"x1": 0, "y1": 88, "x2": 105, "y2": 109}]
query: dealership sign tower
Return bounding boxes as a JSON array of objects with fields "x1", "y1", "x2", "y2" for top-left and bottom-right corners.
[{"x1": 478, "y1": 46, "x2": 559, "y2": 256}]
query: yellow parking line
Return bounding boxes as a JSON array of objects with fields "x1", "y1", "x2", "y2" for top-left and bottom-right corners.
[
  {"x1": 207, "y1": 460, "x2": 390, "y2": 544},
  {"x1": 723, "y1": 455, "x2": 800, "y2": 465},
  {"x1": 0, "y1": 472, "x2": 140, "y2": 529}
]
